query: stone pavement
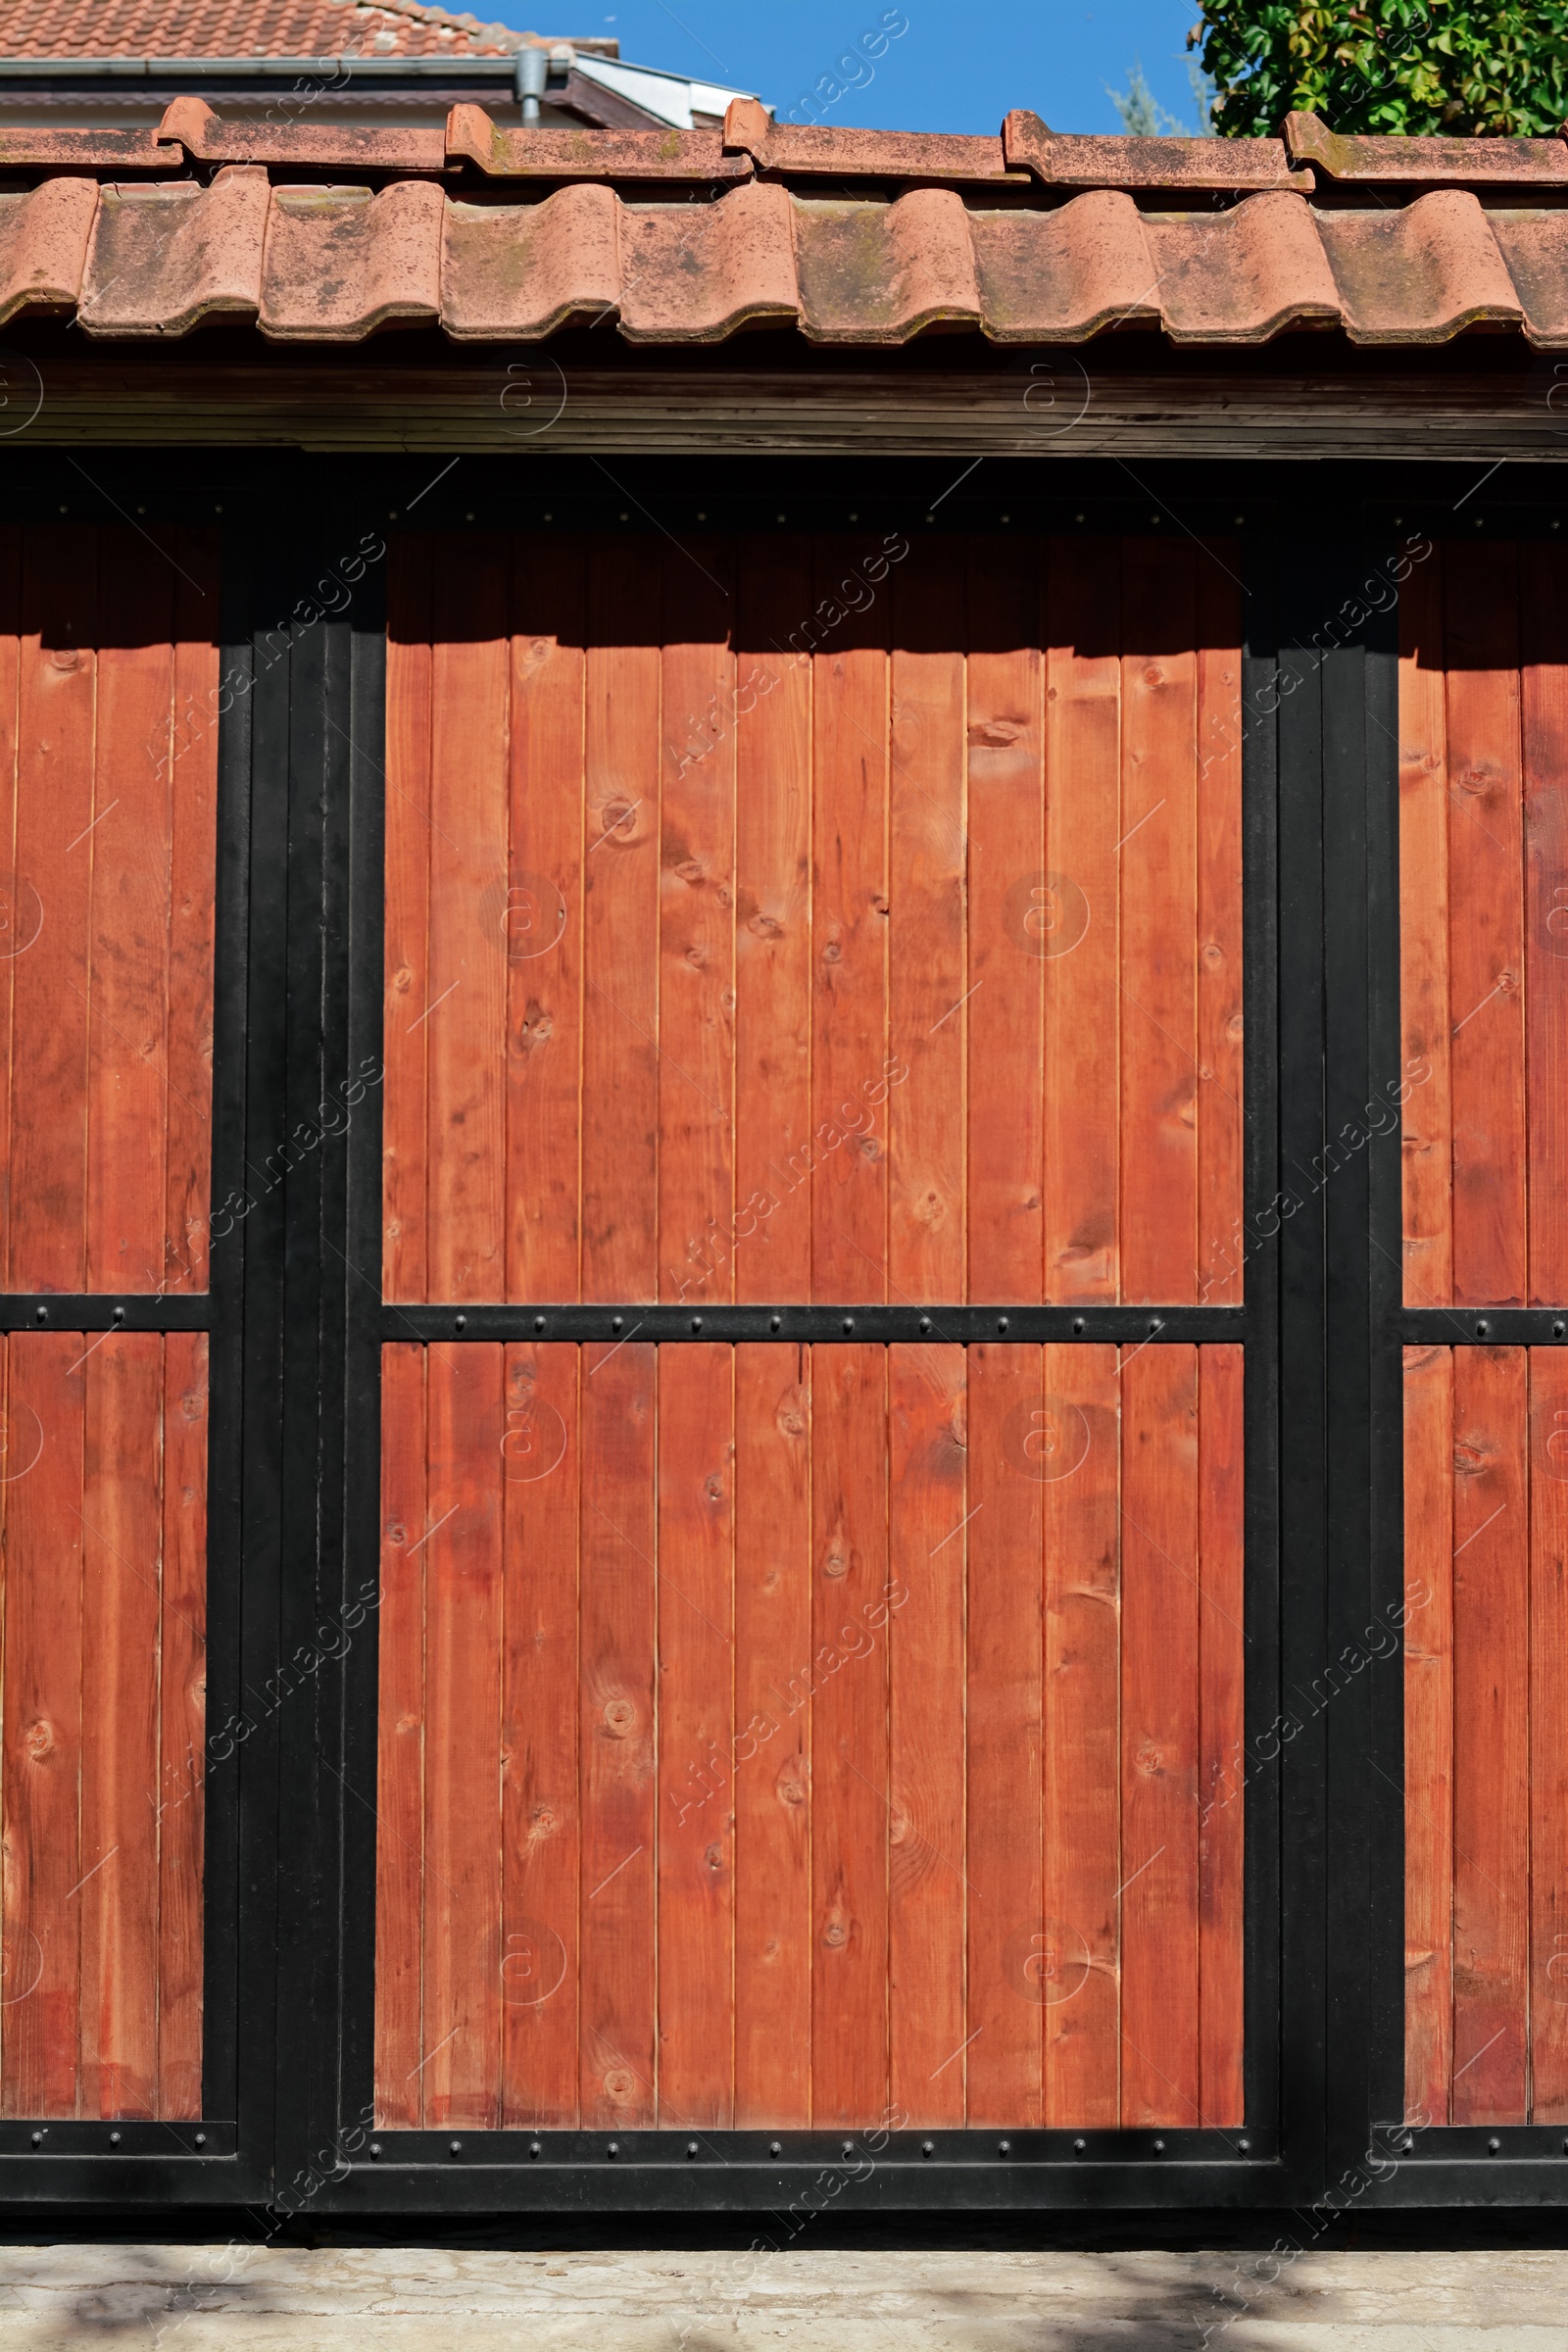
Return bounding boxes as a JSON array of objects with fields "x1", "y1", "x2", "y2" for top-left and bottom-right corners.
[{"x1": 0, "y1": 2246, "x2": 1564, "y2": 2349}]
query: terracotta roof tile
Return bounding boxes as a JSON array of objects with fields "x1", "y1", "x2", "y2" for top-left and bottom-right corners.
[
  {"x1": 1315, "y1": 189, "x2": 1523, "y2": 342},
  {"x1": 79, "y1": 163, "x2": 268, "y2": 334},
  {"x1": 793, "y1": 188, "x2": 982, "y2": 343},
  {"x1": 970, "y1": 191, "x2": 1157, "y2": 341},
  {"x1": 617, "y1": 179, "x2": 796, "y2": 341},
  {"x1": 445, "y1": 104, "x2": 749, "y2": 182},
  {"x1": 722, "y1": 95, "x2": 1012, "y2": 186},
  {"x1": 1488, "y1": 210, "x2": 1568, "y2": 347},
  {"x1": 441, "y1": 182, "x2": 618, "y2": 339},
  {"x1": 1003, "y1": 109, "x2": 1311, "y2": 192},
  {"x1": 1145, "y1": 192, "x2": 1342, "y2": 344},
  {"x1": 0, "y1": 172, "x2": 96, "y2": 323},
  {"x1": 0, "y1": 0, "x2": 524, "y2": 58},
  {"x1": 1285, "y1": 110, "x2": 1568, "y2": 184},
  {"x1": 258, "y1": 175, "x2": 442, "y2": 337}
]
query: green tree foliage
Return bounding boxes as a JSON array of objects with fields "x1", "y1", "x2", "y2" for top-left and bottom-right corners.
[{"x1": 1189, "y1": 0, "x2": 1568, "y2": 136}]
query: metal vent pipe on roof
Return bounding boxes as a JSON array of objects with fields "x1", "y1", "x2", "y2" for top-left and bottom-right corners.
[{"x1": 514, "y1": 48, "x2": 549, "y2": 124}]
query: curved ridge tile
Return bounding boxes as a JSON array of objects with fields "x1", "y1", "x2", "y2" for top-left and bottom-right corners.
[
  {"x1": 1489, "y1": 210, "x2": 1568, "y2": 347},
  {"x1": 261, "y1": 178, "x2": 443, "y2": 342},
  {"x1": 1147, "y1": 193, "x2": 1341, "y2": 344},
  {"x1": 0, "y1": 176, "x2": 98, "y2": 326},
  {"x1": 971, "y1": 189, "x2": 1154, "y2": 341},
  {"x1": 443, "y1": 184, "x2": 619, "y2": 341},
  {"x1": 1316, "y1": 188, "x2": 1520, "y2": 342},
  {"x1": 617, "y1": 179, "x2": 797, "y2": 342},
  {"x1": 79, "y1": 166, "x2": 268, "y2": 338},
  {"x1": 795, "y1": 185, "x2": 980, "y2": 344}
]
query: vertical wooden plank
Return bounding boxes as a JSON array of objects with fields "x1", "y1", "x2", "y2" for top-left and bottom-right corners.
[
  {"x1": 426, "y1": 541, "x2": 509, "y2": 1303},
  {"x1": 1198, "y1": 1343, "x2": 1245, "y2": 2127},
  {"x1": 374, "y1": 1343, "x2": 426, "y2": 2127},
  {"x1": 888, "y1": 548, "x2": 965, "y2": 1304},
  {"x1": 966, "y1": 1344, "x2": 1044, "y2": 2128},
  {"x1": 733, "y1": 1343, "x2": 811, "y2": 2127},
  {"x1": 2, "y1": 1334, "x2": 84, "y2": 2115},
  {"x1": 811, "y1": 541, "x2": 889, "y2": 1304},
  {"x1": 1450, "y1": 1345, "x2": 1529, "y2": 2123},
  {"x1": 1120, "y1": 545, "x2": 1200, "y2": 1305},
  {"x1": 420, "y1": 1343, "x2": 503, "y2": 2129},
  {"x1": 659, "y1": 541, "x2": 736, "y2": 1306},
  {"x1": 506, "y1": 538, "x2": 585, "y2": 1302},
  {"x1": 1120, "y1": 1344, "x2": 1201, "y2": 2127},
  {"x1": 500, "y1": 1341, "x2": 580, "y2": 2128},
  {"x1": 78, "y1": 1332, "x2": 162, "y2": 2118},
  {"x1": 581, "y1": 543, "x2": 661, "y2": 1303},
  {"x1": 578, "y1": 1340, "x2": 657, "y2": 2127},
  {"x1": 163, "y1": 534, "x2": 219, "y2": 1297},
  {"x1": 1446, "y1": 548, "x2": 1526, "y2": 1309},
  {"x1": 888, "y1": 1343, "x2": 966, "y2": 2124},
  {"x1": 1403, "y1": 1344, "x2": 1454, "y2": 2124},
  {"x1": 1521, "y1": 544, "x2": 1568, "y2": 1305},
  {"x1": 0, "y1": 530, "x2": 21, "y2": 1287},
  {"x1": 809, "y1": 1344, "x2": 889, "y2": 2124},
  {"x1": 1042, "y1": 1341, "x2": 1120, "y2": 2129},
  {"x1": 733, "y1": 548, "x2": 812, "y2": 1304},
  {"x1": 965, "y1": 539, "x2": 1043, "y2": 1303},
  {"x1": 1195, "y1": 557, "x2": 1245, "y2": 1307},
  {"x1": 86, "y1": 541, "x2": 174, "y2": 1295},
  {"x1": 1530, "y1": 1346, "x2": 1568, "y2": 2121},
  {"x1": 1044, "y1": 538, "x2": 1120, "y2": 1303},
  {"x1": 656, "y1": 1346, "x2": 735, "y2": 2126},
  {"x1": 383, "y1": 538, "x2": 433, "y2": 1304},
  {"x1": 156, "y1": 1330, "x2": 206, "y2": 2120},
  {"x1": 11, "y1": 530, "x2": 96, "y2": 1292},
  {"x1": 1399, "y1": 551, "x2": 1453, "y2": 1307}
]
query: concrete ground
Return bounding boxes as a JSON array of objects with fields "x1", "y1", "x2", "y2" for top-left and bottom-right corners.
[{"x1": 0, "y1": 2247, "x2": 1564, "y2": 2349}]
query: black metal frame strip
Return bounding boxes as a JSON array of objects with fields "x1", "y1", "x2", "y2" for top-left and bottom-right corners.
[
  {"x1": 1400, "y1": 1307, "x2": 1568, "y2": 1345},
  {"x1": 0, "y1": 1297, "x2": 212, "y2": 1330},
  {"x1": 381, "y1": 1303, "x2": 1246, "y2": 1345}
]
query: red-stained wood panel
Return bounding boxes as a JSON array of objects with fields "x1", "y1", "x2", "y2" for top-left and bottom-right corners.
[
  {"x1": 732, "y1": 550, "x2": 812, "y2": 1305},
  {"x1": 1446, "y1": 550, "x2": 1526, "y2": 1310},
  {"x1": 1450, "y1": 1346, "x2": 1529, "y2": 2123},
  {"x1": 1044, "y1": 539, "x2": 1120, "y2": 1303},
  {"x1": 1198, "y1": 1343, "x2": 1245, "y2": 2127},
  {"x1": 965, "y1": 540, "x2": 1043, "y2": 1302},
  {"x1": 809, "y1": 1345, "x2": 889, "y2": 2125},
  {"x1": 888, "y1": 1343, "x2": 966, "y2": 2124},
  {"x1": 656, "y1": 1346, "x2": 735, "y2": 2127},
  {"x1": 11, "y1": 534, "x2": 94, "y2": 1294},
  {"x1": 156, "y1": 1331, "x2": 207, "y2": 2120},
  {"x1": 1398, "y1": 554, "x2": 1453, "y2": 1309},
  {"x1": 888, "y1": 551, "x2": 965, "y2": 1305},
  {"x1": 500, "y1": 1342, "x2": 580, "y2": 2128},
  {"x1": 1531, "y1": 1347, "x2": 1568, "y2": 2120},
  {"x1": 1120, "y1": 546, "x2": 1200, "y2": 1306},
  {"x1": 1403, "y1": 1343, "x2": 1454, "y2": 2125},
  {"x1": 1522, "y1": 546, "x2": 1568, "y2": 1304},
  {"x1": 1196, "y1": 560, "x2": 1244, "y2": 1309},
  {"x1": 811, "y1": 545, "x2": 889, "y2": 1304},
  {"x1": 0, "y1": 1333, "x2": 206, "y2": 2122},
  {"x1": 79, "y1": 1333, "x2": 163, "y2": 2119},
  {"x1": 425, "y1": 544, "x2": 509, "y2": 1305},
  {"x1": 383, "y1": 539, "x2": 434, "y2": 1307},
  {"x1": 374, "y1": 1345, "x2": 426, "y2": 2125},
  {"x1": 163, "y1": 540, "x2": 219, "y2": 1298},
  {"x1": 659, "y1": 543, "x2": 736, "y2": 1306},
  {"x1": 506, "y1": 540, "x2": 585, "y2": 1303},
  {"x1": 0, "y1": 529, "x2": 18, "y2": 1285},
  {"x1": 732, "y1": 1343, "x2": 811, "y2": 2127},
  {"x1": 582, "y1": 546, "x2": 662, "y2": 1304},
  {"x1": 966, "y1": 1343, "x2": 1044, "y2": 2127},
  {"x1": 1119, "y1": 1343, "x2": 1201, "y2": 2127},
  {"x1": 1042, "y1": 1342, "x2": 1120, "y2": 2129},
  {"x1": 577, "y1": 1340, "x2": 657, "y2": 2127},
  {"x1": 420, "y1": 1344, "x2": 503, "y2": 2128}
]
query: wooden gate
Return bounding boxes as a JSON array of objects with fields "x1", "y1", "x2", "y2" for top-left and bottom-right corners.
[{"x1": 371, "y1": 530, "x2": 1257, "y2": 2142}]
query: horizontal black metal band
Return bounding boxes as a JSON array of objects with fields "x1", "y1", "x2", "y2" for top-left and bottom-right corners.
[
  {"x1": 0, "y1": 1294, "x2": 213, "y2": 1333},
  {"x1": 1399, "y1": 1308, "x2": 1568, "y2": 1347},
  {"x1": 1371, "y1": 2121, "x2": 1568, "y2": 2162},
  {"x1": 353, "y1": 2125, "x2": 1273, "y2": 2172},
  {"x1": 379, "y1": 1303, "x2": 1248, "y2": 1347},
  {"x1": 0, "y1": 2119, "x2": 234, "y2": 2159}
]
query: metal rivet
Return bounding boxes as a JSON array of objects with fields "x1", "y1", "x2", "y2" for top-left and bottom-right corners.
[
  {"x1": 1149, "y1": 1317, "x2": 1162, "y2": 1334},
  {"x1": 370, "y1": 2141, "x2": 381, "y2": 2159},
  {"x1": 686, "y1": 2140, "x2": 699, "y2": 2158},
  {"x1": 843, "y1": 1317, "x2": 854, "y2": 1334},
  {"x1": 1074, "y1": 513, "x2": 1085, "y2": 522},
  {"x1": 1555, "y1": 1321, "x2": 1565, "y2": 1339},
  {"x1": 1234, "y1": 515, "x2": 1245, "y2": 526},
  {"x1": 1073, "y1": 1316, "x2": 1085, "y2": 1335},
  {"x1": 1074, "y1": 2137, "x2": 1086, "y2": 2152},
  {"x1": 1476, "y1": 1319, "x2": 1490, "y2": 1338},
  {"x1": 543, "y1": 513, "x2": 553, "y2": 523},
  {"x1": 849, "y1": 513, "x2": 859, "y2": 522},
  {"x1": 34, "y1": 1306, "x2": 46, "y2": 1323},
  {"x1": 919, "y1": 1316, "x2": 931, "y2": 1335},
  {"x1": 998, "y1": 2139, "x2": 1010, "y2": 2155},
  {"x1": 618, "y1": 512, "x2": 629, "y2": 523},
  {"x1": 534, "y1": 1314, "x2": 546, "y2": 1332},
  {"x1": 921, "y1": 2140, "x2": 935, "y2": 2157},
  {"x1": 607, "y1": 2140, "x2": 619, "y2": 2158},
  {"x1": 110, "y1": 2132, "x2": 121, "y2": 2146},
  {"x1": 530, "y1": 2140, "x2": 542, "y2": 2157},
  {"x1": 1488, "y1": 2136, "x2": 1501, "y2": 2153},
  {"x1": 842, "y1": 2140, "x2": 855, "y2": 2157},
  {"x1": 1000, "y1": 514, "x2": 1010, "y2": 524},
  {"x1": 776, "y1": 514, "x2": 787, "y2": 524},
  {"x1": 770, "y1": 1315, "x2": 781, "y2": 1332},
  {"x1": 1238, "y1": 2137, "x2": 1250, "y2": 2153},
  {"x1": 29, "y1": 2132, "x2": 41, "y2": 2147},
  {"x1": 194, "y1": 2132, "x2": 206, "y2": 2148},
  {"x1": 113, "y1": 1305, "x2": 124, "y2": 1323},
  {"x1": 1153, "y1": 2137, "x2": 1165, "y2": 2152},
  {"x1": 466, "y1": 512, "x2": 474, "y2": 522},
  {"x1": 455, "y1": 1314, "x2": 466, "y2": 1332},
  {"x1": 924, "y1": 514, "x2": 935, "y2": 525},
  {"x1": 612, "y1": 1315, "x2": 623, "y2": 1332},
  {"x1": 691, "y1": 1316, "x2": 703, "y2": 1333},
  {"x1": 998, "y1": 1317, "x2": 1008, "y2": 1334},
  {"x1": 697, "y1": 512, "x2": 707, "y2": 521},
  {"x1": 449, "y1": 2139, "x2": 462, "y2": 2156},
  {"x1": 769, "y1": 2140, "x2": 782, "y2": 2156}
]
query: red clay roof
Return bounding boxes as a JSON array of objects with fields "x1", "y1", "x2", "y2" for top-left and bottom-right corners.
[
  {"x1": 0, "y1": 0, "x2": 534, "y2": 57},
  {"x1": 3, "y1": 100, "x2": 1568, "y2": 348}
]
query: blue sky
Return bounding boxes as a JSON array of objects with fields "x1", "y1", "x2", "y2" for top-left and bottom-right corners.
[{"x1": 495, "y1": 2, "x2": 1209, "y2": 136}]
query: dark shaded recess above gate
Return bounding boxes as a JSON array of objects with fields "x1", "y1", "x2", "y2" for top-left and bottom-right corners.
[{"x1": 7, "y1": 96, "x2": 1568, "y2": 347}]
